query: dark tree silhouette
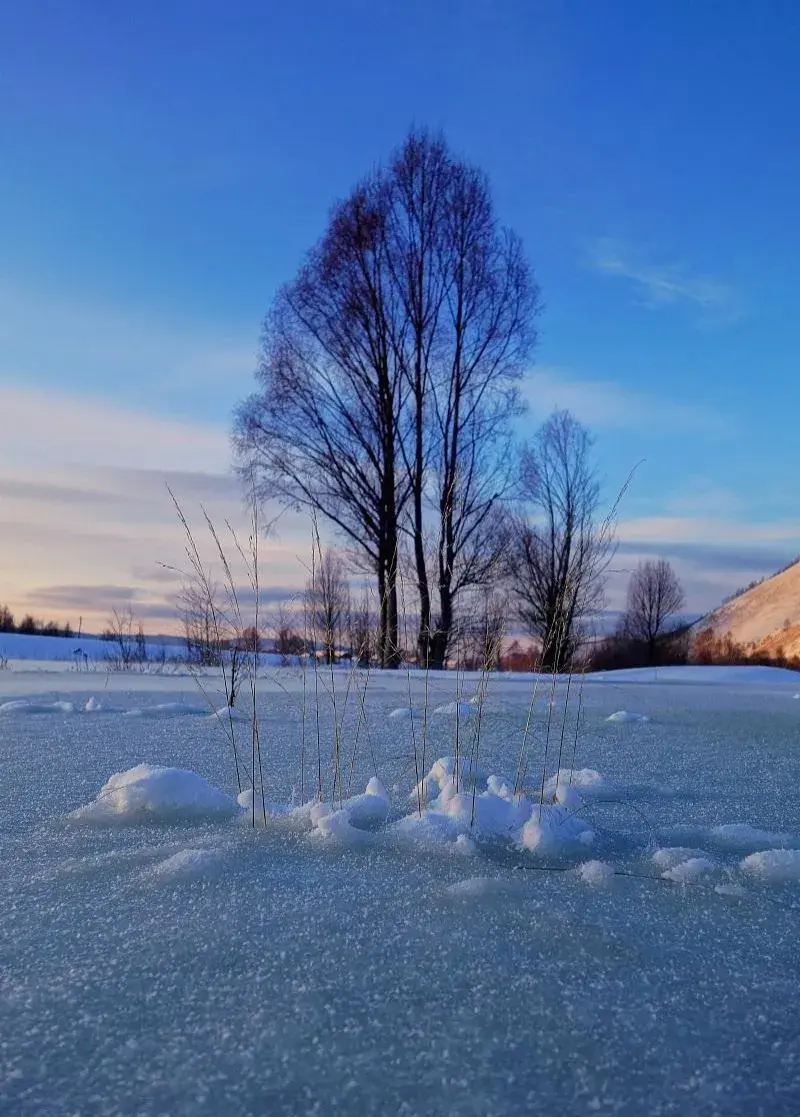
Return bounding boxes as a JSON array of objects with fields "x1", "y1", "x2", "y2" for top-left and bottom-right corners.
[
  {"x1": 622, "y1": 558, "x2": 685, "y2": 663},
  {"x1": 507, "y1": 411, "x2": 611, "y2": 671}
]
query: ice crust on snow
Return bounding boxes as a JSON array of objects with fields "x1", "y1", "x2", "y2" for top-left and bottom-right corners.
[
  {"x1": 740, "y1": 848, "x2": 800, "y2": 882},
  {"x1": 0, "y1": 699, "x2": 75, "y2": 715},
  {"x1": 68, "y1": 766, "x2": 240, "y2": 824},
  {"x1": 709, "y1": 823, "x2": 794, "y2": 850},
  {"x1": 123, "y1": 703, "x2": 208, "y2": 719},
  {"x1": 5, "y1": 664, "x2": 800, "y2": 1115}
]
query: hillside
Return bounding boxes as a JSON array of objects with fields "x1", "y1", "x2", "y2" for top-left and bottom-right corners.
[{"x1": 698, "y1": 559, "x2": 800, "y2": 658}]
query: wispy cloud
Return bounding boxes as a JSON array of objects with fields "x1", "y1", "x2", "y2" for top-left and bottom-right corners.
[
  {"x1": 589, "y1": 238, "x2": 741, "y2": 324},
  {"x1": 521, "y1": 367, "x2": 732, "y2": 436},
  {"x1": 0, "y1": 383, "x2": 232, "y2": 474}
]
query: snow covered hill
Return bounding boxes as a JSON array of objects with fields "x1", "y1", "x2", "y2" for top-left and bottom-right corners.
[{"x1": 697, "y1": 558, "x2": 800, "y2": 657}]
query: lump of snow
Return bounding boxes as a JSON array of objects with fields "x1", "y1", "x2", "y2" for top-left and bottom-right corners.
[
  {"x1": 453, "y1": 834, "x2": 478, "y2": 857},
  {"x1": 715, "y1": 882, "x2": 748, "y2": 899},
  {"x1": 709, "y1": 823, "x2": 793, "y2": 851},
  {"x1": 445, "y1": 876, "x2": 515, "y2": 900},
  {"x1": 662, "y1": 857, "x2": 716, "y2": 883},
  {"x1": 123, "y1": 703, "x2": 208, "y2": 719},
  {"x1": 576, "y1": 860, "x2": 615, "y2": 888},
  {"x1": 740, "y1": 849, "x2": 800, "y2": 883},
  {"x1": 433, "y1": 700, "x2": 475, "y2": 716},
  {"x1": 519, "y1": 802, "x2": 595, "y2": 857},
  {"x1": 606, "y1": 710, "x2": 649, "y2": 724},
  {"x1": 208, "y1": 706, "x2": 249, "y2": 723},
  {"x1": 411, "y1": 756, "x2": 489, "y2": 805},
  {"x1": 305, "y1": 777, "x2": 391, "y2": 844},
  {"x1": 68, "y1": 765, "x2": 240, "y2": 824},
  {"x1": 388, "y1": 707, "x2": 413, "y2": 720},
  {"x1": 146, "y1": 848, "x2": 224, "y2": 881},
  {"x1": 0, "y1": 699, "x2": 75, "y2": 715},
  {"x1": 543, "y1": 769, "x2": 606, "y2": 799},
  {"x1": 311, "y1": 808, "x2": 377, "y2": 846},
  {"x1": 652, "y1": 847, "x2": 710, "y2": 870}
]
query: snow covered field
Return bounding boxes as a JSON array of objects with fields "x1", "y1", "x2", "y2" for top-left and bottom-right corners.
[{"x1": 1, "y1": 662, "x2": 799, "y2": 1115}]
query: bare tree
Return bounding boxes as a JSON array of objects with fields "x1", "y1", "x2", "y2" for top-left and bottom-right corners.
[
  {"x1": 235, "y1": 128, "x2": 538, "y2": 670},
  {"x1": 180, "y1": 583, "x2": 224, "y2": 666},
  {"x1": 347, "y1": 589, "x2": 375, "y2": 667},
  {"x1": 460, "y1": 589, "x2": 507, "y2": 671},
  {"x1": 381, "y1": 131, "x2": 538, "y2": 669},
  {"x1": 506, "y1": 411, "x2": 611, "y2": 671},
  {"x1": 622, "y1": 558, "x2": 685, "y2": 663},
  {"x1": 305, "y1": 549, "x2": 349, "y2": 664},
  {"x1": 235, "y1": 173, "x2": 408, "y2": 668},
  {"x1": 272, "y1": 603, "x2": 305, "y2": 665},
  {"x1": 103, "y1": 606, "x2": 146, "y2": 671}
]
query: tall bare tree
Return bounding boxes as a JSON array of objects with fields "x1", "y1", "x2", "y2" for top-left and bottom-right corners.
[
  {"x1": 306, "y1": 550, "x2": 349, "y2": 665},
  {"x1": 382, "y1": 132, "x2": 537, "y2": 668},
  {"x1": 235, "y1": 174, "x2": 408, "y2": 667},
  {"x1": 235, "y1": 128, "x2": 538, "y2": 670},
  {"x1": 507, "y1": 410, "x2": 611, "y2": 671},
  {"x1": 622, "y1": 558, "x2": 685, "y2": 663}
]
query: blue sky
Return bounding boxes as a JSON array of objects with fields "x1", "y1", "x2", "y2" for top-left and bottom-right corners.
[{"x1": 2, "y1": 0, "x2": 799, "y2": 628}]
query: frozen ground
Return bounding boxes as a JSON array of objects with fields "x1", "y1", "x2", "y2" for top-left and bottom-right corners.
[{"x1": 1, "y1": 663, "x2": 799, "y2": 1115}]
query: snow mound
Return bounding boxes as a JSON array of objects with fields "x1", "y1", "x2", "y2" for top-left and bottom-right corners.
[
  {"x1": 519, "y1": 802, "x2": 595, "y2": 856},
  {"x1": 715, "y1": 883, "x2": 748, "y2": 899},
  {"x1": 543, "y1": 768, "x2": 606, "y2": 802},
  {"x1": 652, "y1": 847, "x2": 709, "y2": 870},
  {"x1": 445, "y1": 876, "x2": 516, "y2": 900},
  {"x1": 388, "y1": 707, "x2": 413, "y2": 720},
  {"x1": 606, "y1": 710, "x2": 649, "y2": 724},
  {"x1": 576, "y1": 860, "x2": 615, "y2": 888},
  {"x1": 740, "y1": 849, "x2": 800, "y2": 883},
  {"x1": 0, "y1": 699, "x2": 75, "y2": 715},
  {"x1": 662, "y1": 857, "x2": 716, "y2": 883},
  {"x1": 123, "y1": 703, "x2": 208, "y2": 719},
  {"x1": 146, "y1": 848, "x2": 224, "y2": 881},
  {"x1": 411, "y1": 755, "x2": 489, "y2": 805},
  {"x1": 83, "y1": 697, "x2": 125, "y2": 714},
  {"x1": 304, "y1": 778, "x2": 391, "y2": 845},
  {"x1": 433, "y1": 700, "x2": 475, "y2": 716},
  {"x1": 709, "y1": 823, "x2": 793, "y2": 851},
  {"x1": 68, "y1": 765, "x2": 240, "y2": 824},
  {"x1": 208, "y1": 706, "x2": 249, "y2": 723}
]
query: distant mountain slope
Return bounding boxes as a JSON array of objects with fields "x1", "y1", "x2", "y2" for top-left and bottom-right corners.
[{"x1": 698, "y1": 559, "x2": 800, "y2": 655}]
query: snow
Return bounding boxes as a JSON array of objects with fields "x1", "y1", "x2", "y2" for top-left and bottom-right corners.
[
  {"x1": 0, "y1": 698, "x2": 75, "y2": 715},
  {"x1": 146, "y1": 847, "x2": 225, "y2": 881},
  {"x1": 652, "y1": 846, "x2": 710, "y2": 870},
  {"x1": 388, "y1": 706, "x2": 413, "y2": 719},
  {"x1": 123, "y1": 702, "x2": 209, "y2": 719},
  {"x1": 662, "y1": 856, "x2": 717, "y2": 883},
  {"x1": 3, "y1": 661, "x2": 800, "y2": 1115},
  {"x1": 740, "y1": 849, "x2": 800, "y2": 883},
  {"x1": 576, "y1": 860, "x2": 615, "y2": 887},
  {"x1": 208, "y1": 705, "x2": 249, "y2": 723},
  {"x1": 68, "y1": 765, "x2": 240, "y2": 824},
  {"x1": 709, "y1": 823, "x2": 794, "y2": 850},
  {"x1": 606, "y1": 709, "x2": 649, "y2": 723},
  {"x1": 433, "y1": 699, "x2": 475, "y2": 716}
]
